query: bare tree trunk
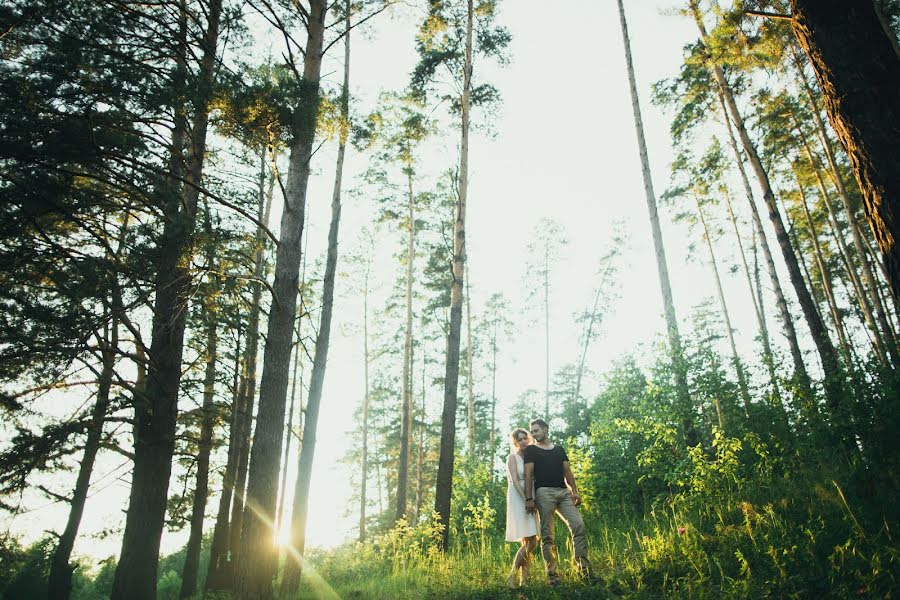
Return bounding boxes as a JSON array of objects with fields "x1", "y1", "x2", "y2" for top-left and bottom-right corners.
[
  {"x1": 718, "y1": 90, "x2": 811, "y2": 401},
  {"x1": 179, "y1": 293, "x2": 218, "y2": 600},
  {"x1": 619, "y1": 0, "x2": 694, "y2": 445},
  {"x1": 793, "y1": 174, "x2": 852, "y2": 363},
  {"x1": 397, "y1": 164, "x2": 415, "y2": 522},
  {"x1": 414, "y1": 352, "x2": 426, "y2": 522},
  {"x1": 575, "y1": 257, "x2": 615, "y2": 403},
  {"x1": 234, "y1": 2, "x2": 328, "y2": 597},
  {"x1": 723, "y1": 188, "x2": 780, "y2": 399},
  {"x1": 434, "y1": 0, "x2": 472, "y2": 551},
  {"x1": 489, "y1": 329, "x2": 497, "y2": 465},
  {"x1": 278, "y1": 8, "x2": 346, "y2": 593},
  {"x1": 359, "y1": 268, "x2": 370, "y2": 542},
  {"x1": 789, "y1": 0, "x2": 900, "y2": 303},
  {"x1": 47, "y1": 322, "x2": 117, "y2": 600},
  {"x1": 696, "y1": 197, "x2": 750, "y2": 417},
  {"x1": 111, "y1": 0, "x2": 221, "y2": 594},
  {"x1": 466, "y1": 271, "x2": 475, "y2": 452}
]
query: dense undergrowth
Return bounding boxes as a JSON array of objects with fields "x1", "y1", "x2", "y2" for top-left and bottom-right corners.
[{"x1": 3, "y1": 353, "x2": 899, "y2": 599}]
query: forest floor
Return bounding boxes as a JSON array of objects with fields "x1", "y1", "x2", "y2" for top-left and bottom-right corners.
[{"x1": 287, "y1": 501, "x2": 898, "y2": 600}]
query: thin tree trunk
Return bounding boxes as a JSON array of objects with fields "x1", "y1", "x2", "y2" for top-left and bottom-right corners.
[
  {"x1": 466, "y1": 271, "x2": 475, "y2": 453},
  {"x1": 489, "y1": 326, "x2": 497, "y2": 465},
  {"x1": 789, "y1": 0, "x2": 900, "y2": 303},
  {"x1": 793, "y1": 174, "x2": 852, "y2": 363},
  {"x1": 397, "y1": 163, "x2": 415, "y2": 522},
  {"x1": 619, "y1": 0, "x2": 695, "y2": 445},
  {"x1": 205, "y1": 319, "x2": 242, "y2": 592},
  {"x1": 414, "y1": 352, "x2": 426, "y2": 522},
  {"x1": 723, "y1": 188, "x2": 780, "y2": 399},
  {"x1": 575, "y1": 258, "x2": 614, "y2": 403},
  {"x1": 434, "y1": 0, "x2": 472, "y2": 551},
  {"x1": 179, "y1": 294, "x2": 218, "y2": 599},
  {"x1": 234, "y1": 2, "x2": 328, "y2": 596},
  {"x1": 278, "y1": 8, "x2": 346, "y2": 593},
  {"x1": 47, "y1": 322, "x2": 117, "y2": 600},
  {"x1": 696, "y1": 197, "x2": 751, "y2": 417},
  {"x1": 543, "y1": 243, "x2": 550, "y2": 418},
  {"x1": 111, "y1": 0, "x2": 221, "y2": 595},
  {"x1": 359, "y1": 267, "x2": 370, "y2": 542},
  {"x1": 718, "y1": 90, "x2": 811, "y2": 401}
]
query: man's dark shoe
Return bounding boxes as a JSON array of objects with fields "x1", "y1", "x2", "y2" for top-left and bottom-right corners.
[{"x1": 548, "y1": 575, "x2": 561, "y2": 587}]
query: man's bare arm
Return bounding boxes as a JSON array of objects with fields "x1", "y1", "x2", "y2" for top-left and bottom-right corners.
[
  {"x1": 562, "y1": 460, "x2": 581, "y2": 505},
  {"x1": 524, "y1": 462, "x2": 536, "y2": 513}
]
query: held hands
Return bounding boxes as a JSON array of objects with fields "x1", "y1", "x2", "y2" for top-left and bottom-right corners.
[
  {"x1": 525, "y1": 498, "x2": 536, "y2": 514},
  {"x1": 570, "y1": 491, "x2": 581, "y2": 506}
]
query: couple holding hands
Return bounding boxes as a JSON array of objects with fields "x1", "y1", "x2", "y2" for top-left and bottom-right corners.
[{"x1": 504, "y1": 419, "x2": 592, "y2": 588}]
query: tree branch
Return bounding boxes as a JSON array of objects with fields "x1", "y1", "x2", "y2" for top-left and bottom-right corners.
[{"x1": 744, "y1": 10, "x2": 793, "y2": 22}]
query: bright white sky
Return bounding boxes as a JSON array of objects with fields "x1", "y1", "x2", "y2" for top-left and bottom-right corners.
[{"x1": 7, "y1": 0, "x2": 836, "y2": 566}]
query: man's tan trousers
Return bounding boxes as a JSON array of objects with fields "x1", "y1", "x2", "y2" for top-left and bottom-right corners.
[{"x1": 534, "y1": 487, "x2": 591, "y2": 577}]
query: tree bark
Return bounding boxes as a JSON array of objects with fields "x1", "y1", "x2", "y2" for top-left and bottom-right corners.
[
  {"x1": 396, "y1": 162, "x2": 415, "y2": 522},
  {"x1": 434, "y1": 0, "x2": 472, "y2": 551},
  {"x1": 718, "y1": 90, "x2": 810, "y2": 401},
  {"x1": 466, "y1": 271, "x2": 475, "y2": 453},
  {"x1": 790, "y1": 0, "x2": 900, "y2": 304},
  {"x1": 47, "y1": 323, "x2": 117, "y2": 600},
  {"x1": 278, "y1": 8, "x2": 346, "y2": 593},
  {"x1": 793, "y1": 174, "x2": 851, "y2": 364},
  {"x1": 723, "y1": 188, "x2": 780, "y2": 399},
  {"x1": 696, "y1": 197, "x2": 751, "y2": 417},
  {"x1": 619, "y1": 0, "x2": 694, "y2": 445},
  {"x1": 234, "y1": 2, "x2": 328, "y2": 597},
  {"x1": 179, "y1": 293, "x2": 218, "y2": 599},
  {"x1": 111, "y1": 0, "x2": 221, "y2": 595},
  {"x1": 359, "y1": 267, "x2": 370, "y2": 542}
]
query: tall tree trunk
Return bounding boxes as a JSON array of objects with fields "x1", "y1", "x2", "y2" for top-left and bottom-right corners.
[
  {"x1": 414, "y1": 352, "x2": 426, "y2": 522},
  {"x1": 789, "y1": 0, "x2": 900, "y2": 303},
  {"x1": 434, "y1": 0, "x2": 472, "y2": 551},
  {"x1": 575, "y1": 258, "x2": 614, "y2": 403},
  {"x1": 696, "y1": 197, "x2": 751, "y2": 417},
  {"x1": 207, "y1": 145, "x2": 272, "y2": 590},
  {"x1": 397, "y1": 164, "x2": 415, "y2": 522},
  {"x1": 543, "y1": 244, "x2": 550, "y2": 417},
  {"x1": 359, "y1": 267, "x2": 370, "y2": 542},
  {"x1": 618, "y1": 0, "x2": 695, "y2": 445},
  {"x1": 723, "y1": 188, "x2": 780, "y2": 399},
  {"x1": 718, "y1": 90, "x2": 811, "y2": 401},
  {"x1": 466, "y1": 272, "x2": 475, "y2": 453},
  {"x1": 111, "y1": 0, "x2": 221, "y2": 595},
  {"x1": 793, "y1": 174, "x2": 852, "y2": 364},
  {"x1": 489, "y1": 328, "x2": 497, "y2": 465},
  {"x1": 47, "y1": 322, "x2": 117, "y2": 600},
  {"x1": 278, "y1": 8, "x2": 346, "y2": 593},
  {"x1": 210, "y1": 147, "x2": 276, "y2": 592},
  {"x1": 234, "y1": 2, "x2": 328, "y2": 597},
  {"x1": 179, "y1": 295, "x2": 218, "y2": 600},
  {"x1": 692, "y1": 4, "x2": 850, "y2": 444}
]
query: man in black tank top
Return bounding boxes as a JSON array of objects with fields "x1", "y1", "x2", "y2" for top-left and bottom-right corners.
[{"x1": 523, "y1": 418, "x2": 592, "y2": 585}]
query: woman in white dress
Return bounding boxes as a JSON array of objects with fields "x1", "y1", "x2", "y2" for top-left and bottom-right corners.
[{"x1": 505, "y1": 427, "x2": 539, "y2": 588}]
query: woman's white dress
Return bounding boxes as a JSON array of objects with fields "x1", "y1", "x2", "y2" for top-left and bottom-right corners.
[{"x1": 505, "y1": 452, "x2": 539, "y2": 541}]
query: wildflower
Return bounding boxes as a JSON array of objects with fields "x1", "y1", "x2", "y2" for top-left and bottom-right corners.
[{"x1": 677, "y1": 526, "x2": 686, "y2": 535}]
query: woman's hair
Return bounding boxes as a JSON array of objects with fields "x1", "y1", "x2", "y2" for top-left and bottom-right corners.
[{"x1": 509, "y1": 428, "x2": 531, "y2": 451}]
